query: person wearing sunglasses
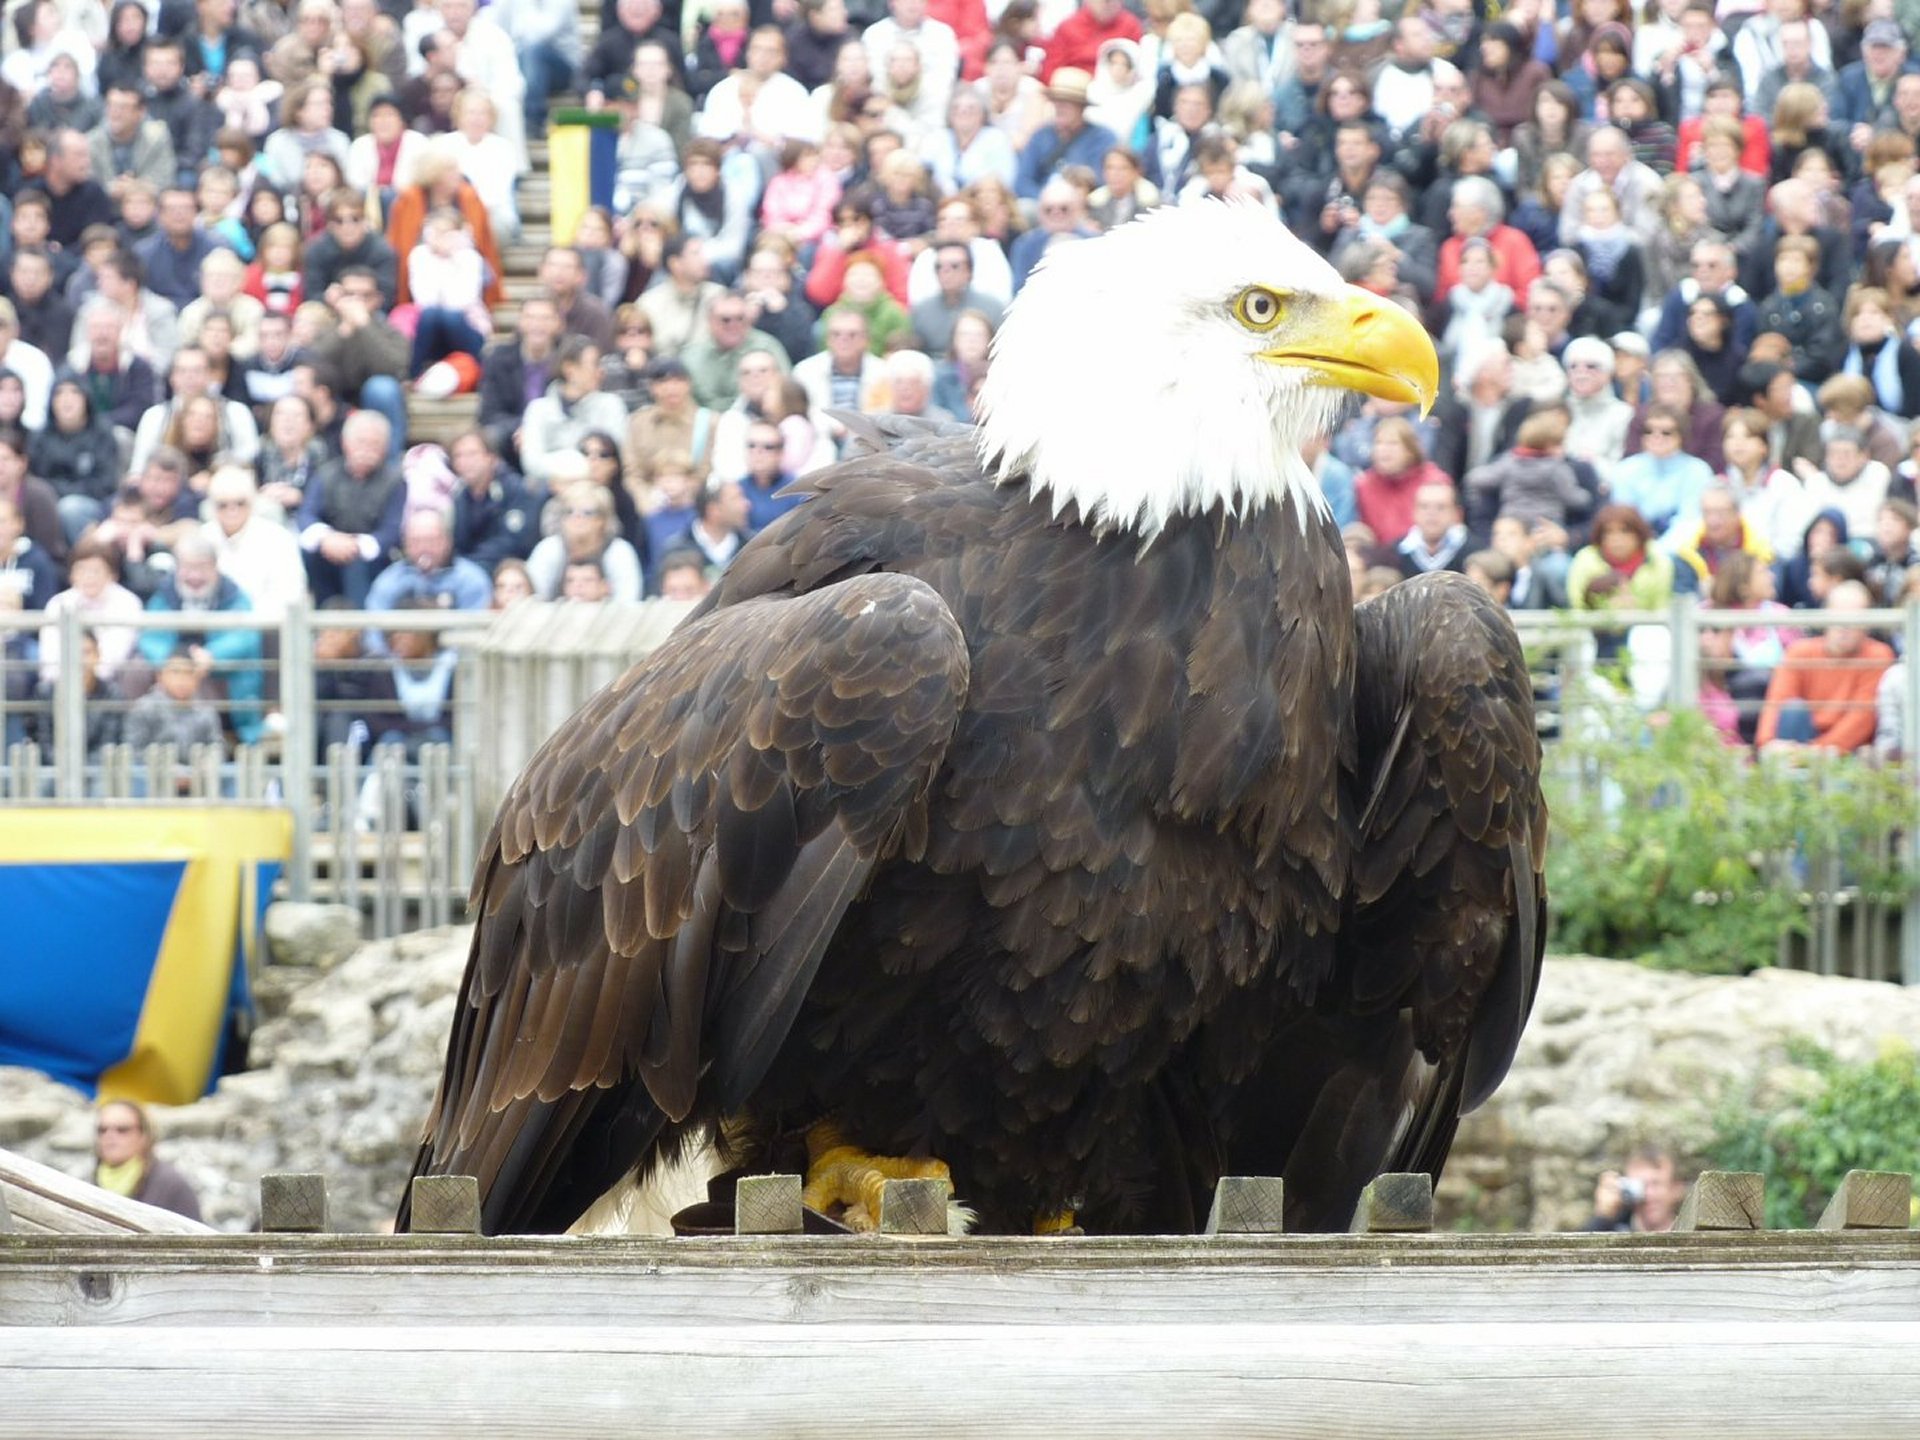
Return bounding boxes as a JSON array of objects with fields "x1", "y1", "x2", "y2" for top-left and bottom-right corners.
[{"x1": 92, "y1": 1099, "x2": 203, "y2": 1222}]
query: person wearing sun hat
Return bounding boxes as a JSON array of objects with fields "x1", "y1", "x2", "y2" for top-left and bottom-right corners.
[{"x1": 1014, "y1": 66, "x2": 1118, "y2": 200}]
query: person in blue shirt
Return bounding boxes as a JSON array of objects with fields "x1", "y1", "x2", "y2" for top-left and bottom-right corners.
[
  {"x1": 1014, "y1": 67, "x2": 1118, "y2": 201},
  {"x1": 137, "y1": 532, "x2": 266, "y2": 741},
  {"x1": 1607, "y1": 402, "x2": 1716, "y2": 538},
  {"x1": 738, "y1": 418, "x2": 803, "y2": 532},
  {"x1": 364, "y1": 507, "x2": 493, "y2": 654}
]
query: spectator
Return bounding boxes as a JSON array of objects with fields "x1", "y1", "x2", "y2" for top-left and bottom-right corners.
[
  {"x1": 1583, "y1": 1144, "x2": 1684, "y2": 1234},
  {"x1": 202, "y1": 464, "x2": 305, "y2": 619},
  {"x1": 493, "y1": 0, "x2": 580, "y2": 142},
  {"x1": 640, "y1": 451, "x2": 701, "y2": 566},
  {"x1": 354, "y1": 597, "x2": 458, "y2": 777},
  {"x1": 300, "y1": 268, "x2": 409, "y2": 455},
  {"x1": 681, "y1": 293, "x2": 790, "y2": 411},
  {"x1": 1650, "y1": 238, "x2": 1756, "y2": 357},
  {"x1": 736, "y1": 417, "x2": 805, "y2": 532},
  {"x1": 404, "y1": 205, "x2": 491, "y2": 380},
  {"x1": 1042, "y1": 0, "x2": 1142, "y2": 84},
  {"x1": 1015, "y1": 66, "x2": 1117, "y2": 200},
  {"x1": 1816, "y1": 374, "x2": 1906, "y2": 471},
  {"x1": 1627, "y1": 350, "x2": 1726, "y2": 472},
  {"x1": 655, "y1": 547, "x2": 713, "y2": 602},
  {"x1": 624, "y1": 357, "x2": 716, "y2": 494},
  {"x1": 89, "y1": 84, "x2": 176, "y2": 203},
  {"x1": 525, "y1": 481, "x2": 643, "y2": 602},
  {"x1": 1756, "y1": 580, "x2": 1897, "y2": 752},
  {"x1": 448, "y1": 430, "x2": 541, "y2": 573},
  {"x1": 129, "y1": 345, "x2": 260, "y2": 474},
  {"x1": 1491, "y1": 514, "x2": 1571, "y2": 610},
  {"x1": 491, "y1": 557, "x2": 535, "y2": 609},
  {"x1": 583, "y1": 0, "x2": 683, "y2": 110},
  {"x1": 1612, "y1": 401, "x2": 1717, "y2": 538},
  {"x1": 25, "y1": 129, "x2": 117, "y2": 250},
  {"x1": 1668, "y1": 481, "x2": 1773, "y2": 584},
  {"x1": 91, "y1": 1101, "x2": 202, "y2": 1222},
  {"x1": 0, "y1": 300, "x2": 52, "y2": 430},
  {"x1": 38, "y1": 536, "x2": 143, "y2": 689},
  {"x1": 364, "y1": 505, "x2": 492, "y2": 622},
  {"x1": 1568, "y1": 504, "x2": 1677, "y2": 612},
  {"x1": 1355, "y1": 416, "x2": 1452, "y2": 548},
  {"x1": 1799, "y1": 426, "x2": 1894, "y2": 539},
  {"x1": 137, "y1": 531, "x2": 265, "y2": 740},
  {"x1": 1718, "y1": 405, "x2": 1812, "y2": 561},
  {"x1": 1558, "y1": 335, "x2": 1631, "y2": 471},
  {"x1": 29, "y1": 373, "x2": 119, "y2": 543},
  {"x1": 1465, "y1": 409, "x2": 1592, "y2": 537},
  {"x1": 1434, "y1": 175, "x2": 1539, "y2": 309},
  {"x1": 475, "y1": 296, "x2": 562, "y2": 462},
  {"x1": 667, "y1": 476, "x2": 753, "y2": 574},
  {"x1": 1395, "y1": 480, "x2": 1470, "y2": 577},
  {"x1": 560, "y1": 554, "x2": 612, "y2": 602},
  {"x1": 520, "y1": 336, "x2": 630, "y2": 490},
  {"x1": 1429, "y1": 341, "x2": 1527, "y2": 487},
  {"x1": 386, "y1": 151, "x2": 504, "y2": 314},
  {"x1": 1837, "y1": 286, "x2": 1920, "y2": 420},
  {"x1": 303, "y1": 189, "x2": 397, "y2": 308},
  {"x1": 297, "y1": 408, "x2": 403, "y2": 603},
  {"x1": 1559, "y1": 126, "x2": 1664, "y2": 245},
  {"x1": 345, "y1": 95, "x2": 427, "y2": 216},
  {"x1": 0, "y1": 426, "x2": 68, "y2": 563}
]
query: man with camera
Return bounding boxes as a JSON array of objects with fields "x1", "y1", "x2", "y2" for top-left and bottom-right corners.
[{"x1": 1583, "y1": 1144, "x2": 1687, "y2": 1233}]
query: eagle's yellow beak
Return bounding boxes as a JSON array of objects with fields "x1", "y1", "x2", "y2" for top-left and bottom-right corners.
[{"x1": 1258, "y1": 288, "x2": 1439, "y2": 416}]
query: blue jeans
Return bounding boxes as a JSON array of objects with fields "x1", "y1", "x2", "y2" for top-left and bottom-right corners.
[
  {"x1": 304, "y1": 552, "x2": 384, "y2": 606},
  {"x1": 56, "y1": 494, "x2": 106, "y2": 548},
  {"x1": 410, "y1": 308, "x2": 488, "y2": 376},
  {"x1": 519, "y1": 40, "x2": 576, "y2": 134},
  {"x1": 357, "y1": 376, "x2": 408, "y2": 461}
]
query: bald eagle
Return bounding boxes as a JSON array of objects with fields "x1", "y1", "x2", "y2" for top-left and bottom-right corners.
[{"x1": 400, "y1": 201, "x2": 1546, "y2": 1237}]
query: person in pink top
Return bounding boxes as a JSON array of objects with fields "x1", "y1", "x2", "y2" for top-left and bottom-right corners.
[{"x1": 759, "y1": 139, "x2": 842, "y2": 251}]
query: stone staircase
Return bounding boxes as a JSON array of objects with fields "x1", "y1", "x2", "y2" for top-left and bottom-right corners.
[{"x1": 408, "y1": 2, "x2": 595, "y2": 447}]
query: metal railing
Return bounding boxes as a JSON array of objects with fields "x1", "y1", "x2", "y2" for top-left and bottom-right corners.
[
  {"x1": 1510, "y1": 599, "x2": 1920, "y2": 985},
  {"x1": 0, "y1": 602, "x2": 493, "y2": 937}
]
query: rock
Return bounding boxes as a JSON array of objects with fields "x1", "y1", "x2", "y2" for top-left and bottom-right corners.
[
  {"x1": 264, "y1": 902, "x2": 364, "y2": 971},
  {"x1": 10, "y1": 942, "x2": 1920, "y2": 1234}
]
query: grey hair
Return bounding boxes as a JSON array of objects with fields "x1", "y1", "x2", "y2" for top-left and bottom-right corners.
[{"x1": 1451, "y1": 176, "x2": 1505, "y2": 224}]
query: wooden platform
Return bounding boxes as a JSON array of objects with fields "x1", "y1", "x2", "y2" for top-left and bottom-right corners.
[{"x1": 4, "y1": 1229, "x2": 1919, "y2": 1437}]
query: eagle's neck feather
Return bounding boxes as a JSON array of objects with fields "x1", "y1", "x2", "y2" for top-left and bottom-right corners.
[{"x1": 974, "y1": 336, "x2": 1346, "y2": 542}]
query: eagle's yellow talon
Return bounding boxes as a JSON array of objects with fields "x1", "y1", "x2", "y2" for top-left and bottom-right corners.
[
  {"x1": 1033, "y1": 1209, "x2": 1078, "y2": 1235},
  {"x1": 801, "y1": 1121, "x2": 952, "y2": 1230}
]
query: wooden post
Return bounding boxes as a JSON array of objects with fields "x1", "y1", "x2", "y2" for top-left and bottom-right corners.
[
  {"x1": 1817, "y1": 1171, "x2": 1913, "y2": 1231},
  {"x1": 734, "y1": 1175, "x2": 803, "y2": 1236},
  {"x1": 877, "y1": 1178, "x2": 950, "y2": 1235},
  {"x1": 1673, "y1": 1171, "x2": 1764, "y2": 1232},
  {"x1": 0, "y1": 1181, "x2": 12, "y2": 1233},
  {"x1": 407, "y1": 1176, "x2": 481, "y2": 1235},
  {"x1": 1349, "y1": 1173, "x2": 1434, "y2": 1234},
  {"x1": 1205, "y1": 1176, "x2": 1286, "y2": 1236},
  {"x1": 259, "y1": 1174, "x2": 330, "y2": 1234}
]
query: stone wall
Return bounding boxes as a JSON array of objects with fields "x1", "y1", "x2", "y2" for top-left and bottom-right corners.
[{"x1": 7, "y1": 925, "x2": 1920, "y2": 1233}]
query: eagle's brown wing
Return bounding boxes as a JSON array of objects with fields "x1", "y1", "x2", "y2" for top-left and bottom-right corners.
[
  {"x1": 1224, "y1": 571, "x2": 1547, "y2": 1231},
  {"x1": 399, "y1": 572, "x2": 970, "y2": 1234}
]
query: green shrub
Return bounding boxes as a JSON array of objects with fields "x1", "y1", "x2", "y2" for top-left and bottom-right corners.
[
  {"x1": 1544, "y1": 702, "x2": 1912, "y2": 974},
  {"x1": 1703, "y1": 1040, "x2": 1920, "y2": 1228}
]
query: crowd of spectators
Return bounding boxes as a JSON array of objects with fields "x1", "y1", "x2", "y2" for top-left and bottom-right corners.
[{"x1": 3, "y1": 0, "x2": 1920, "y2": 764}]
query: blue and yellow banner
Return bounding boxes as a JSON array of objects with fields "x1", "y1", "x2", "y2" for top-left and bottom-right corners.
[
  {"x1": 550, "y1": 107, "x2": 620, "y2": 246},
  {"x1": 0, "y1": 809, "x2": 291, "y2": 1104}
]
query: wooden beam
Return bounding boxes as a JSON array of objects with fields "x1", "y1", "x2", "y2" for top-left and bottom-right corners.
[
  {"x1": 1675, "y1": 1171, "x2": 1765, "y2": 1233},
  {"x1": 878, "y1": 1178, "x2": 950, "y2": 1235},
  {"x1": 1350, "y1": 1173, "x2": 1434, "y2": 1233},
  {"x1": 6, "y1": 1320, "x2": 1920, "y2": 1436},
  {"x1": 406, "y1": 1176, "x2": 480, "y2": 1235},
  {"x1": 259, "y1": 1174, "x2": 329, "y2": 1234},
  {"x1": 0, "y1": 1146, "x2": 211, "y2": 1236},
  {"x1": 1206, "y1": 1176, "x2": 1286, "y2": 1235},
  {"x1": 4, "y1": 1232, "x2": 1919, "y2": 1331},
  {"x1": 733, "y1": 1175, "x2": 802, "y2": 1236},
  {"x1": 1819, "y1": 1171, "x2": 1913, "y2": 1231}
]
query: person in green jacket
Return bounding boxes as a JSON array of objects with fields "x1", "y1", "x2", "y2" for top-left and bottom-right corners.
[
  {"x1": 817, "y1": 252, "x2": 913, "y2": 356},
  {"x1": 1567, "y1": 503, "x2": 1677, "y2": 611}
]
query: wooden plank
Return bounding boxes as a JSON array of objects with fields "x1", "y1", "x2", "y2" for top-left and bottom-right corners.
[
  {"x1": 0, "y1": 1147, "x2": 212, "y2": 1236},
  {"x1": 6, "y1": 1321, "x2": 1920, "y2": 1437},
  {"x1": 878, "y1": 1178, "x2": 951, "y2": 1235},
  {"x1": 1818, "y1": 1171, "x2": 1914, "y2": 1231},
  {"x1": 1206, "y1": 1176, "x2": 1286, "y2": 1235},
  {"x1": 7, "y1": 1232, "x2": 1919, "y2": 1331},
  {"x1": 733, "y1": 1175, "x2": 802, "y2": 1236},
  {"x1": 407, "y1": 1176, "x2": 480, "y2": 1235},
  {"x1": 0, "y1": 1180, "x2": 11, "y2": 1233},
  {"x1": 1675, "y1": 1171, "x2": 1765, "y2": 1233},
  {"x1": 259, "y1": 1174, "x2": 329, "y2": 1234},
  {"x1": 1350, "y1": 1173, "x2": 1434, "y2": 1233}
]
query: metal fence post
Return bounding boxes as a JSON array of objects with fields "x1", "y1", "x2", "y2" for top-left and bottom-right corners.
[
  {"x1": 281, "y1": 598, "x2": 315, "y2": 902},
  {"x1": 1902, "y1": 601, "x2": 1920, "y2": 986},
  {"x1": 53, "y1": 606, "x2": 87, "y2": 798},
  {"x1": 1667, "y1": 592, "x2": 1699, "y2": 714}
]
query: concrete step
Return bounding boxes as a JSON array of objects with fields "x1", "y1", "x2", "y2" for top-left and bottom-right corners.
[{"x1": 408, "y1": 393, "x2": 481, "y2": 446}]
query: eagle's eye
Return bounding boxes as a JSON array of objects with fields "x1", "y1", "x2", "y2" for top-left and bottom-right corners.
[{"x1": 1232, "y1": 286, "x2": 1285, "y2": 332}]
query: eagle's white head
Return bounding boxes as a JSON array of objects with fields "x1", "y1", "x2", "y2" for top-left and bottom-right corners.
[{"x1": 975, "y1": 200, "x2": 1439, "y2": 540}]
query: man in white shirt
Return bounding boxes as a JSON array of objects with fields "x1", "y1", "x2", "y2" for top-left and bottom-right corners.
[
  {"x1": 863, "y1": 0, "x2": 959, "y2": 118},
  {"x1": 697, "y1": 25, "x2": 820, "y2": 161},
  {"x1": 0, "y1": 301, "x2": 52, "y2": 429},
  {"x1": 1369, "y1": 17, "x2": 1442, "y2": 140},
  {"x1": 416, "y1": 0, "x2": 527, "y2": 156}
]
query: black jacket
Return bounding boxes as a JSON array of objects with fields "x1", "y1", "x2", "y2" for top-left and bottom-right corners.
[
  {"x1": 452, "y1": 466, "x2": 545, "y2": 571},
  {"x1": 29, "y1": 415, "x2": 121, "y2": 505},
  {"x1": 477, "y1": 340, "x2": 555, "y2": 457}
]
